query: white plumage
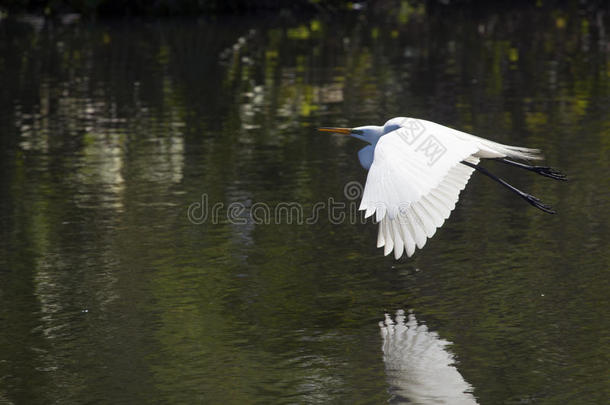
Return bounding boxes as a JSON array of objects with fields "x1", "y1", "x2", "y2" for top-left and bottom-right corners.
[
  {"x1": 319, "y1": 117, "x2": 563, "y2": 259},
  {"x1": 360, "y1": 118, "x2": 541, "y2": 259}
]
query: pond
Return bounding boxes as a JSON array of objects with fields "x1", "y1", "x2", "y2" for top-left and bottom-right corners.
[{"x1": 0, "y1": 4, "x2": 608, "y2": 404}]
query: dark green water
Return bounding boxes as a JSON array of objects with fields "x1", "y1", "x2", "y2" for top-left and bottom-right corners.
[{"x1": 1, "y1": 5, "x2": 609, "y2": 404}]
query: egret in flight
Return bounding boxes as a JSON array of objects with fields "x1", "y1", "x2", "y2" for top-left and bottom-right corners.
[{"x1": 318, "y1": 117, "x2": 566, "y2": 259}]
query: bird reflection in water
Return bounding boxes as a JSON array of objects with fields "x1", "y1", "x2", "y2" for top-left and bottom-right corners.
[{"x1": 380, "y1": 310, "x2": 478, "y2": 405}]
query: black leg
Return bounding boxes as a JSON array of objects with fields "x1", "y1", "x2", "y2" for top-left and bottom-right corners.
[
  {"x1": 461, "y1": 161, "x2": 556, "y2": 214},
  {"x1": 493, "y1": 158, "x2": 567, "y2": 181}
]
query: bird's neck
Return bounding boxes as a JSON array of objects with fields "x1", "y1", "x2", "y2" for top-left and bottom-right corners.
[{"x1": 364, "y1": 126, "x2": 384, "y2": 145}]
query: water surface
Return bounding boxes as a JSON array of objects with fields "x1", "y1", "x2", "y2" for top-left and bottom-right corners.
[{"x1": 0, "y1": 6, "x2": 609, "y2": 404}]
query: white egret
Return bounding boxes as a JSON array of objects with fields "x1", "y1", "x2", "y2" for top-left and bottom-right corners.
[{"x1": 319, "y1": 117, "x2": 566, "y2": 259}]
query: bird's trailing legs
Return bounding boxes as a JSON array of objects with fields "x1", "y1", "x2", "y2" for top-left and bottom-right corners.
[
  {"x1": 493, "y1": 158, "x2": 567, "y2": 181},
  {"x1": 461, "y1": 161, "x2": 556, "y2": 214}
]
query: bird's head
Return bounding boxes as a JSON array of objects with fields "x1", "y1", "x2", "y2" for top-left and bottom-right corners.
[{"x1": 317, "y1": 125, "x2": 384, "y2": 145}]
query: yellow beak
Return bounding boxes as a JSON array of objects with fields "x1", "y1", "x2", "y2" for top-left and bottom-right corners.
[{"x1": 317, "y1": 127, "x2": 352, "y2": 135}]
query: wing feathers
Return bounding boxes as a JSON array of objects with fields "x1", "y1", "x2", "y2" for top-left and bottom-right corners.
[
  {"x1": 359, "y1": 117, "x2": 544, "y2": 259},
  {"x1": 404, "y1": 213, "x2": 425, "y2": 249},
  {"x1": 360, "y1": 126, "x2": 479, "y2": 221},
  {"x1": 398, "y1": 219, "x2": 416, "y2": 257},
  {"x1": 412, "y1": 202, "x2": 436, "y2": 238},
  {"x1": 429, "y1": 189, "x2": 455, "y2": 213},
  {"x1": 391, "y1": 221, "x2": 405, "y2": 260},
  {"x1": 377, "y1": 223, "x2": 385, "y2": 247},
  {"x1": 420, "y1": 195, "x2": 446, "y2": 227},
  {"x1": 416, "y1": 118, "x2": 543, "y2": 161},
  {"x1": 375, "y1": 160, "x2": 478, "y2": 258},
  {"x1": 383, "y1": 220, "x2": 394, "y2": 256}
]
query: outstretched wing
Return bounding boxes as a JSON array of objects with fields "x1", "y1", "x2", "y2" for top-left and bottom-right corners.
[
  {"x1": 359, "y1": 119, "x2": 480, "y2": 259},
  {"x1": 374, "y1": 158, "x2": 479, "y2": 258}
]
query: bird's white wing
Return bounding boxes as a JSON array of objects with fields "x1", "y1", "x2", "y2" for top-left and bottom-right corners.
[
  {"x1": 375, "y1": 158, "x2": 479, "y2": 258},
  {"x1": 418, "y1": 118, "x2": 542, "y2": 160},
  {"x1": 359, "y1": 121, "x2": 480, "y2": 259},
  {"x1": 360, "y1": 122, "x2": 478, "y2": 221}
]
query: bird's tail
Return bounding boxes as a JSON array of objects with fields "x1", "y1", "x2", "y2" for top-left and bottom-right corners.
[
  {"x1": 498, "y1": 144, "x2": 543, "y2": 161},
  {"x1": 473, "y1": 136, "x2": 543, "y2": 161}
]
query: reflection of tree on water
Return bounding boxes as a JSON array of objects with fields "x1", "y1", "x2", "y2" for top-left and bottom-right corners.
[{"x1": 380, "y1": 310, "x2": 477, "y2": 404}]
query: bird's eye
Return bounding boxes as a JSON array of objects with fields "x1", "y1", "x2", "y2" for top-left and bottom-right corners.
[{"x1": 351, "y1": 129, "x2": 364, "y2": 135}]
